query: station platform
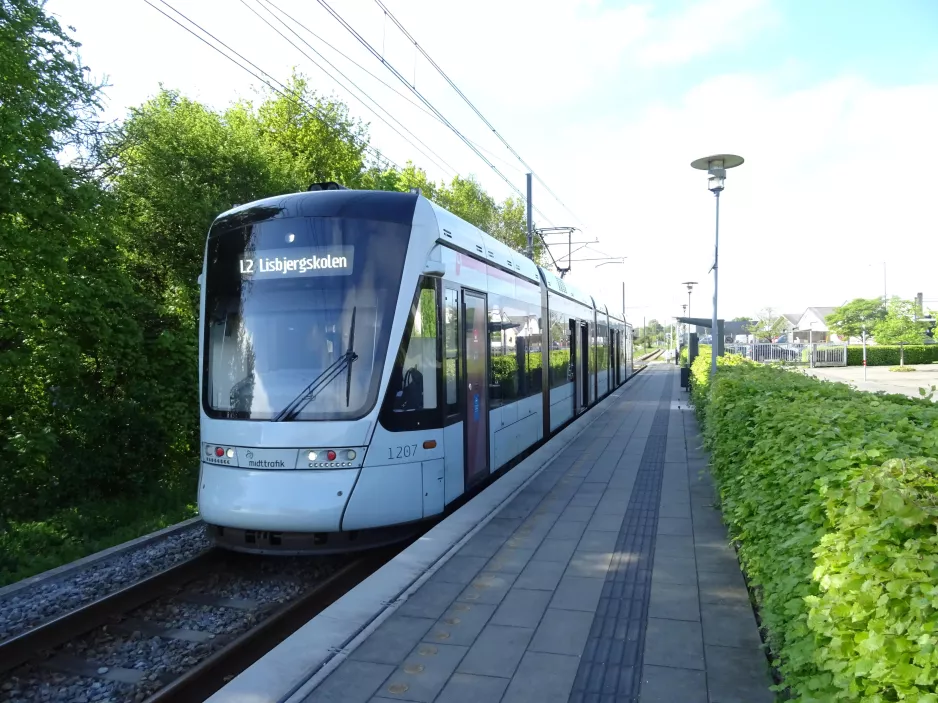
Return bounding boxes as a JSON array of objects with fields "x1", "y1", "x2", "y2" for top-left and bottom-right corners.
[{"x1": 213, "y1": 365, "x2": 775, "y2": 703}]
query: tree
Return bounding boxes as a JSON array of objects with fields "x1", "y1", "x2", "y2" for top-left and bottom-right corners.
[
  {"x1": 0, "y1": 7, "x2": 559, "y2": 535},
  {"x1": 825, "y1": 298, "x2": 887, "y2": 340},
  {"x1": 872, "y1": 298, "x2": 929, "y2": 348},
  {"x1": 749, "y1": 308, "x2": 786, "y2": 342},
  {"x1": 0, "y1": 0, "x2": 178, "y2": 518}
]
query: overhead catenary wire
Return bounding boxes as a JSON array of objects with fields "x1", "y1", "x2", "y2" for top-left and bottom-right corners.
[
  {"x1": 253, "y1": 0, "x2": 527, "y2": 176},
  {"x1": 142, "y1": 0, "x2": 399, "y2": 170},
  {"x1": 314, "y1": 0, "x2": 563, "y2": 267},
  {"x1": 145, "y1": 0, "x2": 562, "y2": 269},
  {"x1": 313, "y1": 0, "x2": 547, "y2": 218},
  {"x1": 240, "y1": 0, "x2": 458, "y2": 178},
  {"x1": 373, "y1": 0, "x2": 588, "y2": 230}
]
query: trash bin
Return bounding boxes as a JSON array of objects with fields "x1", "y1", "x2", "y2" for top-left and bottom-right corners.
[{"x1": 680, "y1": 366, "x2": 689, "y2": 389}]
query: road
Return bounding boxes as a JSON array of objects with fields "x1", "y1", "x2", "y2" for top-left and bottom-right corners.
[{"x1": 803, "y1": 364, "x2": 938, "y2": 401}]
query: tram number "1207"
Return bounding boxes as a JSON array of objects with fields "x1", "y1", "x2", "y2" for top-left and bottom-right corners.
[{"x1": 388, "y1": 444, "x2": 418, "y2": 460}]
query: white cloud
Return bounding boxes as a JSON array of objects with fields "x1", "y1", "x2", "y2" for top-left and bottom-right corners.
[
  {"x1": 553, "y1": 71, "x2": 938, "y2": 322},
  {"x1": 364, "y1": 0, "x2": 654, "y2": 107},
  {"x1": 45, "y1": 0, "x2": 938, "y2": 327},
  {"x1": 634, "y1": 0, "x2": 782, "y2": 67}
]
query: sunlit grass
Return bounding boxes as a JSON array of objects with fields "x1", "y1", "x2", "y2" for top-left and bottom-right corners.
[{"x1": 0, "y1": 481, "x2": 198, "y2": 587}]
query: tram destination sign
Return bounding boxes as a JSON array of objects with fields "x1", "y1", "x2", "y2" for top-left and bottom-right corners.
[{"x1": 238, "y1": 246, "x2": 354, "y2": 279}]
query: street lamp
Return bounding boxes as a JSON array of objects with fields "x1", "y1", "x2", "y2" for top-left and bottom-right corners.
[
  {"x1": 681, "y1": 303, "x2": 688, "y2": 345},
  {"x1": 681, "y1": 281, "x2": 697, "y2": 342},
  {"x1": 691, "y1": 153, "x2": 745, "y2": 377},
  {"x1": 681, "y1": 281, "x2": 698, "y2": 319}
]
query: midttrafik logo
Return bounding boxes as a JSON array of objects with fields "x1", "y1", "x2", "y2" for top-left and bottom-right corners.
[{"x1": 248, "y1": 458, "x2": 286, "y2": 468}]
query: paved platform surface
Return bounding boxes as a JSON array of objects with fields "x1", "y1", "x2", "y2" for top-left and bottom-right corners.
[
  {"x1": 304, "y1": 365, "x2": 775, "y2": 703},
  {"x1": 805, "y1": 364, "x2": 938, "y2": 401}
]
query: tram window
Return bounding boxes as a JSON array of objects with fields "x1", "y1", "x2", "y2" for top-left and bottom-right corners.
[
  {"x1": 444, "y1": 288, "x2": 459, "y2": 414},
  {"x1": 488, "y1": 294, "x2": 513, "y2": 408},
  {"x1": 391, "y1": 278, "x2": 439, "y2": 414},
  {"x1": 548, "y1": 310, "x2": 569, "y2": 389},
  {"x1": 489, "y1": 293, "x2": 543, "y2": 405}
]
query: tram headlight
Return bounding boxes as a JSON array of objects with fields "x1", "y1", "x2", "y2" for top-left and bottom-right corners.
[
  {"x1": 308, "y1": 450, "x2": 317, "y2": 461},
  {"x1": 346, "y1": 450, "x2": 357, "y2": 461}
]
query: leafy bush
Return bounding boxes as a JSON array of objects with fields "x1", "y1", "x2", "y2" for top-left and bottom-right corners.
[
  {"x1": 681, "y1": 343, "x2": 712, "y2": 368},
  {"x1": 846, "y1": 345, "x2": 938, "y2": 366},
  {"x1": 691, "y1": 359, "x2": 938, "y2": 701},
  {"x1": 2, "y1": 0, "x2": 551, "y2": 583},
  {"x1": 0, "y1": 482, "x2": 197, "y2": 586},
  {"x1": 810, "y1": 458, "x2": 938, "y2": 701}
]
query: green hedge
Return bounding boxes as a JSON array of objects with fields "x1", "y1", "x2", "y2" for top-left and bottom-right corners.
[
  {"x1": 846, "y1": 345, "x2": 938, "y2": 366},
  {"x1": 690, "y1": 355, "x2": 938, "y2": 701},
  {"x1": 680, "y1": 343, "x2": 712, "y2": 367}
]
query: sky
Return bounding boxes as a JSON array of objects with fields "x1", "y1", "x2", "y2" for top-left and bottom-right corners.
[{"x1": 47, "y1": 0, "x2": 938, "y2": 325}]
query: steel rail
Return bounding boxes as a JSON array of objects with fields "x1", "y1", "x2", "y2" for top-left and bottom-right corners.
[{"x1": 0, "y1": 549, "x2": 222, "y2": 675}]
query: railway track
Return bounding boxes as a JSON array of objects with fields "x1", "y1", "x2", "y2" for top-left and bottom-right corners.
[
  {"x1": 637, "y1": 348, "x2": 664, "y2": 363},
  {"x1": 0, "y1": 545, "x2": 396, "y2": 703}
]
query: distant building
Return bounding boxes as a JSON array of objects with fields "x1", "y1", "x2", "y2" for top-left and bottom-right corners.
[
  {"x1": 794, "y1": 307, "x2": 839, "y2": 343},
  {"x1": 777, "y1": 313, "x2": 800, "y2": 342}
]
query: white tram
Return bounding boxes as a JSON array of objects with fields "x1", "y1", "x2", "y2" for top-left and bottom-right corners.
[{"x1": 197, "y1": 183, "x2": 634, "y2": 553}]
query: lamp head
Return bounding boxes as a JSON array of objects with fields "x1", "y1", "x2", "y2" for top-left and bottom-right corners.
[
  {"x1": 708, "y1": 168, "x2": 726, "y2": 192},
  {"x1": 690, "y1": 154, "x2": 743, "y2": 193}
]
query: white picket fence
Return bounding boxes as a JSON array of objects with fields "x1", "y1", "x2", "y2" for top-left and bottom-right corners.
[{"x1": 724, "y1": 342, "x2": 847, "y2": 367}]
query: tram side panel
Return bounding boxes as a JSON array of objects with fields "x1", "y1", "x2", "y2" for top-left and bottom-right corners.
[
  {"x1": 346, "y1": 240, "x2": 492, "y2": 528},
  {"x1": 617, "y1": 320, "x2": 627, "y2": 384},
  {"x1": 486, "y1": 261, "x2": 543, "y2": 475},
  {"x1": 597, "y1": 309, "x2": 610, "y2": 399},
  {"x1": 345, "y1": 241, "x2": 625, "y2": 533},
  {"x1": 343, "y1": 271, "x2": 447, "y2": 530},
  {"x1": 546, "y1": 290, "x2": 594, "y2": 432}
]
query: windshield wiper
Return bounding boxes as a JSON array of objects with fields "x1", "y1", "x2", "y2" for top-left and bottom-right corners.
[
  {"x1": 272, "y1": 307, "x2": 359, "y2": 422},
  {"x1": 345, "y1": 306, "x2": 357, "y2": 408}
]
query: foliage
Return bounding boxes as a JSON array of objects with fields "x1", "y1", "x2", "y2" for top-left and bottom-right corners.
[
  {"x1": 0, "y1": 483, "x2": 198, "y2": 586},
  {"x1": 888, "y1": 366, "x2": 916, "y2": 372},
  {"x1": 2, "y1": 2, "x2": 557, "y2": 582},
  {"x1": 826, "y1": 298, "x2": 887, "y2": 340},
  {"x1": 873, "y1": 298, "x2": 930, "y2": 345},
  {"x1": 809, "y1": 459, "x2": 938, "y2": 701},
  {"x1": 1, "y1": 0, "x2": 188, "y2": 519},
  {"x1": 750, "y1": 307, "x2": 787, "y2": 341},
  {"x1": 689, "y1": 359, "x2": 938, "y2": 701},
  {"x1": 846, "y1": 345, "x2": 938, "y2": 367},
  {"x1": 679, "y1": 342, "x2": 712, "y2": 367},
  {"x1": 637, "y1": 319, "x2": 669, "y2": 348}
]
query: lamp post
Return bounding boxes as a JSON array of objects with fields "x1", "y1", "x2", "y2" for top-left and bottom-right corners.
[
  {"x1": 691, "y1": 154, "x2": 744, "y2": 377},
  {"x1": 681, "y1": 303, "x2": 688, "y2": 346},
  {"x1": 681, "y1": 281, "x2": 698, "y2": 319},
  {"x1": 681, "y1": 282, "x2": 697, "y2": 349}
]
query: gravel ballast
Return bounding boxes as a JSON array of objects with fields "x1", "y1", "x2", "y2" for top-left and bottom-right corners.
[{"x1": 0, "y1": 524, "x2": 211, "y2": 642}]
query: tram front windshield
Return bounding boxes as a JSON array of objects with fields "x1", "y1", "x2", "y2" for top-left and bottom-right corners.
[{"x1": 203, "y1": 214, "x2": 410, "y2": 421}]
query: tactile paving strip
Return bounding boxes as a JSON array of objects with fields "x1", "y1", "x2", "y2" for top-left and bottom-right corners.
[{"x1": 568, "y1": 381, "x2": 672, "y2": 702}]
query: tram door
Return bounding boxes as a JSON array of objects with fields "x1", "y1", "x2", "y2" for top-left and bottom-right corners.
[
  {"x1": 571, "y1": 320, "x2": 588, "y2": 415},
  {"x1": 580, "y1": 323, "x2": 590, "y2": 408},
  {"x1": 463, "y1": 291, "x2": 489, "y2": 487},
  {"x1": 569, "y1": 319, "x2": 580, "y2": 415}
]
